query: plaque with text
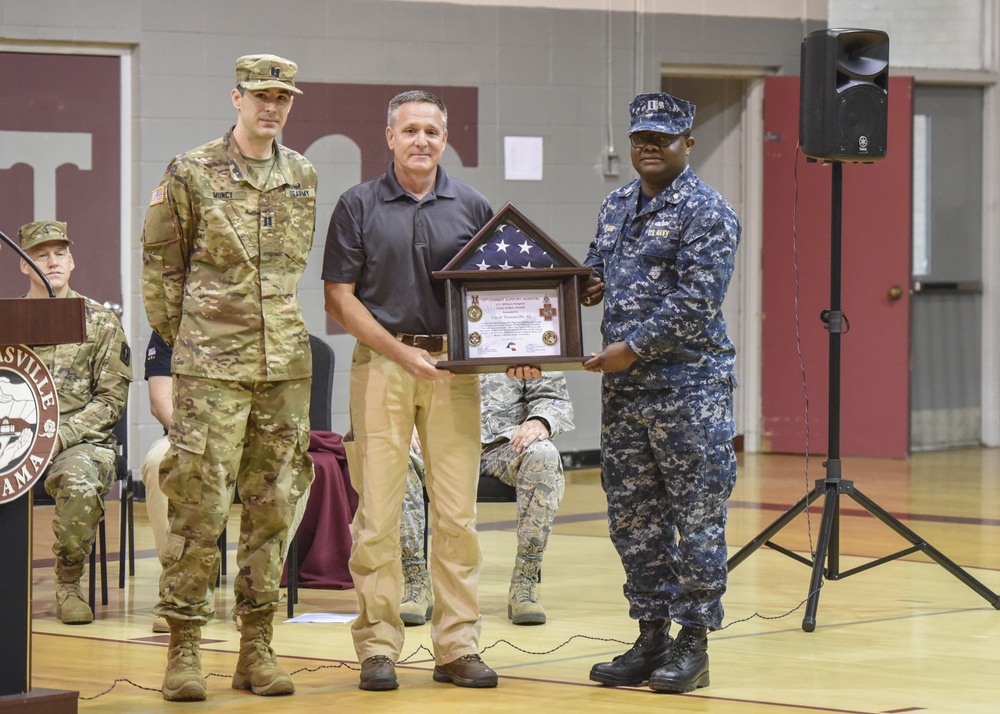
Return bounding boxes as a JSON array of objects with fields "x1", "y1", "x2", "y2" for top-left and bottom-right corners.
[{"x1": 466, "y1": 289, "x2": 562, "y2": 359}]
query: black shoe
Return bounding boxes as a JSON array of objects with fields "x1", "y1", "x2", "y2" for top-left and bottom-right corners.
[
  {"x1": 359, "y1": 655, "x2": 398, "y2": 691},
  {"x1": 432, "y1": 654, "x2": 498, "y2": 688},
  {"x1": 589, "y1": 619, "x2": 673, "y2": 686},
  {"x1": 649, "y1": 626, "x2": 710, "y2": 693}
]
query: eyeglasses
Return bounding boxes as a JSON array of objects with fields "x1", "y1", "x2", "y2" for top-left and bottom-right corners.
[{"x1": 629, "y1": 132, "x2": 688, "y2": 149}]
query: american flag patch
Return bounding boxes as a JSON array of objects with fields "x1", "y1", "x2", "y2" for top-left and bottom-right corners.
[{"x1": 149, "y1": 186, "x2": 165, "y2": 206}]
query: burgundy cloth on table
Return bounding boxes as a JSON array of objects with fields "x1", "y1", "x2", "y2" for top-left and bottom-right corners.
[{"x1": 280, "y1": 430, "x2": 358, "y2": 589}]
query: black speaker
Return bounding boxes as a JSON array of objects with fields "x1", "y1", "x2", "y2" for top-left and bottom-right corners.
[{"x1": 800, "y1": 28, "x2": 889, "y2": 162}]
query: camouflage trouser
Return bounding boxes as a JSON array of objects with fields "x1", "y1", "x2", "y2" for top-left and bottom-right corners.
[
  {"x1": 155, "y1": 375, "x2": 313, "y2": 625},
  {"x1": 400, "y1": 438, "x2": 565, "y2": 560},
  {"x1": 601, "y1": 381, "x2": 737, "y2": 630},
  {"x1": 143, "y1": 433, "x2": 311, "y2": 564},
  {"x1": 44, "y1": 443, "x2": 116, "y2": 567},
  {"x1": 400, "y1": 450, "x2": 428, "y2": 570},
  {"x1": 480, "y1": 438, "x2": 564, "y2": 553}
]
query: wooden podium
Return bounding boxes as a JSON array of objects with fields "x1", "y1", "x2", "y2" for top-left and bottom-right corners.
[{"x1": 0, "y1": 296, "x2": 85, "y2": 712}]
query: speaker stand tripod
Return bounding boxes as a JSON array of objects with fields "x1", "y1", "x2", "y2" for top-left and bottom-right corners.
[{"x1": 728, "y1": 161, "x2": 1000, "y2": 632}]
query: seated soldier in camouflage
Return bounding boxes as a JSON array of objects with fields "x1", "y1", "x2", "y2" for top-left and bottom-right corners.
[
  {"x1": 17, "y1": 220, "x2": 132, "y2": 625},
  {"x1": 400, "y1": 372, "x2": 574, "y2": 626}
]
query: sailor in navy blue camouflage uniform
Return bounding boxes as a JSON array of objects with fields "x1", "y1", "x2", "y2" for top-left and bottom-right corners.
[{"x1": 581, "y1": 92, "x2": 740, "y2": 694}]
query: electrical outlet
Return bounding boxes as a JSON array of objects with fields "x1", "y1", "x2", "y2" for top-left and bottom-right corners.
[{"x1": 603, "y1": 152, "x2": 620, "y2": 178}]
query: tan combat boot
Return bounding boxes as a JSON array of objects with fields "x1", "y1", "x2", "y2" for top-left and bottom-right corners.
[
  {"x1": 232, "y1": 610, "x2": 294, "y2": 696},
  {"x1": 399, "y1": 561, "x2": 433, "y2": 626},
  {"x1": 54, "y1": 560, "x2": 93, "y2": 625},
  {"x1": 162, "y1": 619, "x2": 206, "y2": 701},
  {"x1": 507, "y1": 552, "x2": 545, "y2": 625}
]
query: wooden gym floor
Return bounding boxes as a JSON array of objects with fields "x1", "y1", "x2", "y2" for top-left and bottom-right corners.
[{"x1": 25, "y1": 448, "x2": 1000, "y2": 713}]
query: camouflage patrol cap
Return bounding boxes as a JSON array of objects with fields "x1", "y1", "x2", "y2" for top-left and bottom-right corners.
[
  {"x1": 235, "y1": 54, "x2": 303, "y2": 95},
  {"x1": 628, "y1": 92, "x2": 695, "y2": 135},
  {"x1": 18, "y1": 220, "x2": 72, "y2": 251}
]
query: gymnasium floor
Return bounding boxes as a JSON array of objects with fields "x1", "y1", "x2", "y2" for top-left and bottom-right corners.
[{"x1": 25, "y1": 448, "x2": 1000, "y2": 713}]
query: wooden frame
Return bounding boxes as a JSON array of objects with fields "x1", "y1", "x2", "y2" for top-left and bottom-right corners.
[{"x1": 432, "y1": 203, "x2": 591, "y2": 373}]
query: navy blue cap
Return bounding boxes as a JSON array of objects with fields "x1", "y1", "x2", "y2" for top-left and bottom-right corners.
[{"x1": 628, "y1": 92, "x2": 696, "y2": 135}]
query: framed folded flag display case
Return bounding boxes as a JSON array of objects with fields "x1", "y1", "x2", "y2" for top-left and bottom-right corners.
[{"x1": 433, "y1": 203, "x2": 592, "y2": 373}]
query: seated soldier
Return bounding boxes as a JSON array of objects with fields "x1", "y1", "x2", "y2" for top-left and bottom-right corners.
[
  {"x1": 400, "y1": 372, "x2": 574, "y2": 626},
  {"x1": 18, "y1": 220, "x2": 132, "y2": 625},
  {"x1": 140, "y1": 330, "x2": 172, "y2": 633}
]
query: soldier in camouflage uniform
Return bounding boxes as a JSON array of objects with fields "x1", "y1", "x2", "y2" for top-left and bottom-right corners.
[
  {"x1": 17, "y1": 220, "x2": 132, "y2": 626},
  {"x1": 399, "y1": 372, "x2": 574, "y2": 626},
  {"x1": 580, "y1": 93, "x2": 740, "y2": 694},
  {"x1": 141, "y1": 54, "x2": 316, "y2": 702}
]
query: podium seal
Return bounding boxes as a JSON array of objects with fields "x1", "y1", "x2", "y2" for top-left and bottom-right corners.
[{"x1": 0, "y1": 345, "x2": 59, "y2": 503}]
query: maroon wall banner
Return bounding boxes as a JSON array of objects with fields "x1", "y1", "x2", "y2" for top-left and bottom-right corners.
[
  {"x1": 283, "y1": 83, "x2": 479, "y2": 336},
  {"x1": 0, "y1": 52, "x2": 122, "y2": 306},
  {"x1": 284, "y1": 83, "x2": 479, "y2": 182}
]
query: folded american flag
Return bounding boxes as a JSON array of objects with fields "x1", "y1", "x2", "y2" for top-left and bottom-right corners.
[{"x1": 457, "y1": 222, "x2": 555, "y2": 270}]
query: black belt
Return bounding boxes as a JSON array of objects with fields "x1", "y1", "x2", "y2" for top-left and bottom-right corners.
[{"x1": 396, "y1": 333, "x2": 447, "y2": 352}]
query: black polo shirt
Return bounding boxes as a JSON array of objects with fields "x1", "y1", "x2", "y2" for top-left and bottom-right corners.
[{"x1": 322, "y1": 163, "x2": 492, "y2": 335}]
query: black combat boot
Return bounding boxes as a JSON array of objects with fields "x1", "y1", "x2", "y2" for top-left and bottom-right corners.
[
  {"x1": 648, "y1": 625, "x2": 709, "y2": 693},
  {"x1": 589, "y1": 619, "x2": 673, "y2": 686}
]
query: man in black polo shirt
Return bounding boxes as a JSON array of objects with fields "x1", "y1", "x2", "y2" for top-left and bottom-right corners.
[{"x1": 322, "y1": 89, "x2": 497, "y2": 691}]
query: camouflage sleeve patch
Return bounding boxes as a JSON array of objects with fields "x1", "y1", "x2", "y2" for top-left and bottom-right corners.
[
  {"x1": 106, "y1": 328, "x2": 134, "y2": 381},
  {"x1": 149, "y1": 185, "x2": 165, "y2": 206}
]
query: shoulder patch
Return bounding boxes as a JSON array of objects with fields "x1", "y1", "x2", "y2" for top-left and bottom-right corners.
[
  {"x1": 121, "y1": 343, "x2": 132, "y2": 367},
  {"x1": 149, "y1": 186, "x2": 165, "y2": 206}
]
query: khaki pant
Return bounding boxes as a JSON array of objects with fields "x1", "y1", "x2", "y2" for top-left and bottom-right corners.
[
  {"x1": 141, "y1": 435, "x2": 172, "y2": 555},
  {"x1": 345, "y1": 341, "x2": 482, "y2": 665}
]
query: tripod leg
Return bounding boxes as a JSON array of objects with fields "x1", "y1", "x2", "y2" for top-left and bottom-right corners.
[
  {"x1": 728, "y1": 482, "x2": 824, "y2": 571},
  {"x1": 802, "y1": 481, "x2": 841, "y2": 632},
  {"x1": 849, "y1": 487, "x2": 1000, "y2": 608}
]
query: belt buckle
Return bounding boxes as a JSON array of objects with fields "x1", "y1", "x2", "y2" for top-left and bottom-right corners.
[
  {"x1": 398, "y1": 333, "x2": 446, "y2": 352},
  {"x1": 422, "y1": 335, "x2": 444, "y2": 353},
  {"x1": 421, "y1": 335, "x2": 443, "y2": 352}
]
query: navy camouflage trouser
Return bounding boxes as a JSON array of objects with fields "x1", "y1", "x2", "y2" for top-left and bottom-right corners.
[{"x1": 601, "y1": 380, "x2": 737, "y2": 630}]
